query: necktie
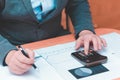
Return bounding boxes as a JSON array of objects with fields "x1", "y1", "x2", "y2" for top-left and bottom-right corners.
[
  {"x1": 31, "y1": 0, "x2": 55, "y2": 21},
  {"x1": 33, "y1": 3, "x2": 43, "y2": 21}
]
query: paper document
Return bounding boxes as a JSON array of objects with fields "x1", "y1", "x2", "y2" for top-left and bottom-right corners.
[
  {"x1": 34, "y1": 32, "x2": 120, "y2": 80},
  {"x1": 0, "y1": 57, "x2": 64, "y2": 80}
]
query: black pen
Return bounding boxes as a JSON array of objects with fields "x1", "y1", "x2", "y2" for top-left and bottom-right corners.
[{"x1": 18, "y1": 45, "x2": 37, "y2": 69}]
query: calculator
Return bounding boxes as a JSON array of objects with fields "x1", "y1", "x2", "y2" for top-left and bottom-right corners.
[{"x1": 71, "y1": 49, "x2": 108, "y2": 67}]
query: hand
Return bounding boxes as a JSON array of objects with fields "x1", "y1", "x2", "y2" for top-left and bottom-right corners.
[
  {"x1": 75, "y1": 30, "x2": 107, "y2": 54},
  {"x1": 5, "y1": 49, "x2": 34, "y2": 75}
]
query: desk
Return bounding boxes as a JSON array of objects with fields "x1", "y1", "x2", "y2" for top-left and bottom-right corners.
[
  {"x1": 95, "y1": 28, "x2": 120, "y2": 35},
  {"x1": 22, "y1": 28, "x2": 120, "y2": 80},
  {"x1": 23, "y1": 28, "x2": 120, "y2": 50},
  {"x1": 23, "y1": 34, "x2": 75, "y2": 50}
]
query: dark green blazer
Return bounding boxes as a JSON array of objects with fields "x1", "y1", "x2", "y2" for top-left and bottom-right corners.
[{"x1": 0, "y1": 0, "x2": 94, "y2": 65}]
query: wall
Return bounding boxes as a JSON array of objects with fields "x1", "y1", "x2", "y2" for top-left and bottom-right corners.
[{"x1": 89, "y1": 0, "x2": 120, "y2": 29}]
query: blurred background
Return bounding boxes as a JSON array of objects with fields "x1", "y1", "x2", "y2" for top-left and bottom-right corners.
[{"x1": 61, "y1": 0, "x2": 120, "y2": 33}]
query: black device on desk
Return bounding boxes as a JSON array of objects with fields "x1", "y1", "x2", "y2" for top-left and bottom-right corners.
[{"x1": 71, "y1": 49, "x2": 108, "y2": 67}]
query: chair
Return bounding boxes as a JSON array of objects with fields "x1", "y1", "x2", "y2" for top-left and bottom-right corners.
[{"x1": 61, "y1": 9, "x2": 74, "y2": 34}]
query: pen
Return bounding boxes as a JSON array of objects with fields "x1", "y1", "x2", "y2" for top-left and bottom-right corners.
[{"x1": 18, "y1": 45, "x2": 37, "y2": 69}]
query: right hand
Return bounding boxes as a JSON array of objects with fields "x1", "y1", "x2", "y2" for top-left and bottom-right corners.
[{"x1": 5, "y1": 49, "x2": 35, "y2": 75}]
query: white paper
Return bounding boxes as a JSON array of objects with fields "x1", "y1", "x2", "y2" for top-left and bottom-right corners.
[
  {"x1": 0, "y1": 57, "x2": 64, "y2": 80},
  {"x1": 34, "y1": 32, "x2": 120, "y2": 80}
]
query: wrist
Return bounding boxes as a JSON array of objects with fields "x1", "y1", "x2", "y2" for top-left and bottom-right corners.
[{"x1": 79, "y1": 30, "x2": 94, "y2": 37}]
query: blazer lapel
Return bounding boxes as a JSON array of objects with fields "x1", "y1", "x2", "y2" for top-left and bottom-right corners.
[
  {"x1": 40, "y1": 0, "x2": 61, "y2": 23},
  {"x1": 22, "y1": 0, "x2": 39, "y2": 22}
]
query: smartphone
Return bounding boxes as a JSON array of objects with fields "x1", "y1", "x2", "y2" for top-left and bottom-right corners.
[{"x1": 71, "y1": 49, "x2": 107, "y2": 67}]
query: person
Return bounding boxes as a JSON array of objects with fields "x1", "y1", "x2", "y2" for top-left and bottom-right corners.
[{"x1": 0, "y1": 0, "x2": 106, "y2": 75}]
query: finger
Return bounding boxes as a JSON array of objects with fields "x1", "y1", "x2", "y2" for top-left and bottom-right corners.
[
  {"x1": 9, "y1": 65, "x2": 26, "y2": 75},
  {"x1": 16, "y1": 50, "x2": 34, "y2": 65},
  {"x1": 15, "y1": 57, "x2": 32, "y2": 70},
  {"x1": 9, "y1": 67, "x2": 25, "y2": 75},
  {"x1": 84, "y1": 39, "x2": 90, "y2": 55},
  {"x1": 75, "y1": 37, "x2": 84, "y2": 50},
  {"x1": 25, "y1": 49, "x2": 34, "y2": 60},
  {"x1": 101, "y1": 38, "x2": 107, "y2": 47},
  {"x1": 8, "y1": 60, "x2": 26, "y2": 75},
  {"x1": 96, "y1": 36, "x2": 102, "y2": 50},
  {"x1": 91, "y1": 37, "x2": 99, "y2": 51},
  {"x1": 9, "y1": 56, "x2": 32, "y2": 74},
  {"x1": 9, "y1": 65, "x2": 28, "y2": 75}
]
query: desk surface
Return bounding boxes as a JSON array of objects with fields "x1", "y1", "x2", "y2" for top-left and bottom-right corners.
[
  {"x1": 23, "y1": 28, "x2": 120, "y2": 50},
  {"x1": 23, "y1": 28, "x2": 120, "y2": 80},
  {"x1": 23, "y1": 34, "x2": 75, "y2": 50}
]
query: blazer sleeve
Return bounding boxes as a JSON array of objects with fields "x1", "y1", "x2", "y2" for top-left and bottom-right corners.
[
  {"x1": 0, "y1": 35, "x2": 17, "y2": 66},
  {"x1": 66, "y1": 0, "x2": 95, "y2": 38}
]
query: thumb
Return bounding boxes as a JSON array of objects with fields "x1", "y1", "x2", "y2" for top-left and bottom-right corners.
[{"x1": 25, "y1": 48, "x2": 35, "y2": 60}]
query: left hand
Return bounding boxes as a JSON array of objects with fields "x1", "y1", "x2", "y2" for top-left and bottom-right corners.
[{"x1": 75, "y1": 30, "x2": 107, "y2": 54}]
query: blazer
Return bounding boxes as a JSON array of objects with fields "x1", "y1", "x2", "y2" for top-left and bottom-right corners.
[{"x1": 0, "y1": 0, "x2": 94, "y2": 65}]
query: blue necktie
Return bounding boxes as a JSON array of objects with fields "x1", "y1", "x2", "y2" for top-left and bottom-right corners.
[
  {"x1": 32, "y1": 0, "x2": 55, "y2": 21},
  {"x1": 34, "y1": 3, "x2": 42, "y2": 21}
]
